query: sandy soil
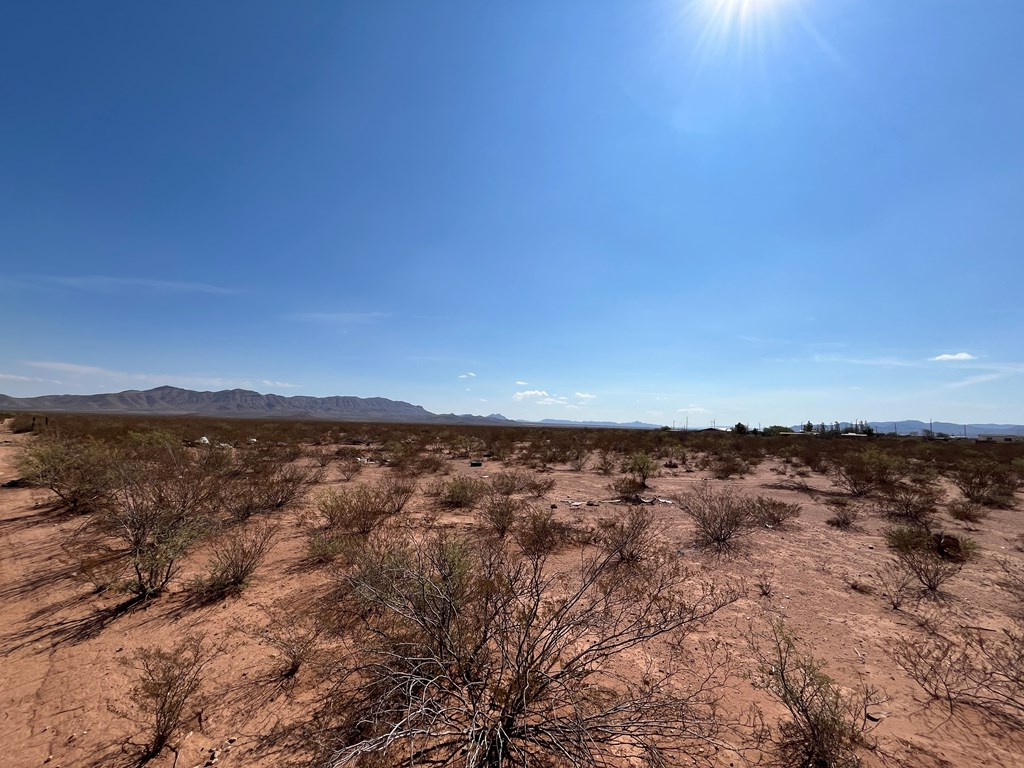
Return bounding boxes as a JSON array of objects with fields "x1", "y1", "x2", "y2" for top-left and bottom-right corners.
[{"x1": 1, "y1": 425, "x2": 1022, "y2": 768}]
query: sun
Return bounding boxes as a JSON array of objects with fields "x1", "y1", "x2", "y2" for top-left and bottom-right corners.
[{"x1": 681, "y1": 0, "x2": 825, "y2": 71}]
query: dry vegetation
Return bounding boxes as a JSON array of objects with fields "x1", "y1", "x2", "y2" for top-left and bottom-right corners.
[{"x1": 1, "y1": 413, "x2": 1023, "y2": 767}]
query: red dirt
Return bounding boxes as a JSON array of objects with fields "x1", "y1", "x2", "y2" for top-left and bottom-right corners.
[{"x1": 1, "y1": 425, "x2": 1022, "y2": 768}]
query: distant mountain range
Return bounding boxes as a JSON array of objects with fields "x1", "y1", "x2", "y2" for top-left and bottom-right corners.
[
  {"x1": 2, "y1": 387, "x2": 1020, "y2": 435},
  {"x1": 0, "y1": 386, "x2": 662, "y2": 428},
  {"x1": 790, "y1": 420, "x2": 1024, "y2": 438}
]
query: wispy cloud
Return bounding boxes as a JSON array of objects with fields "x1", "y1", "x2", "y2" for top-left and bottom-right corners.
[
  {"x1": 40, "y1": 275, "x2": 238, "y2": 295},
  {"x1": 24, "y1": 360, "x2": 251, "y2": 391},
  {"x1": 261, "y1": 379, "x2": 303, "y2": 390},
  {"x1": 812, "y1": 354, "x2": 921, "y2": 368},
  {"x1": 515, "y1": 380, "x2": 529, "y2": 386},
  {"x1": 513, "y1": 389, "x2": 548, "y2": 401},
  {"x1": 290, "y1": 311, "x2": 389, "y2": 325},
  {"x1": 931, "y1": 352, "x2": 976, "y2": 361},
  {"x1": 574, "y1": 392, "x2": 596, "y2": 400},
  {"x1": 25, "y1": 361, "x2": 115, "y2": 375},
  {"x1": 537, "y1": 396, "x2": 569, "y2": 406},
  {"x1": 677, "y1": 405, "x2": 711, "y2": 414},
  {"x1": 458, "y1": 372, "x2": 477, "y2": 379},
  {"x1": 0, "y1": 373, "x2": 62, "y2": 384},
  {"x1": 945, "y1": 373, "x2": 1002, "y2": 389}
]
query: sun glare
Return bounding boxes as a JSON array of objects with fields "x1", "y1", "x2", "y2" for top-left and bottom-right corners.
[{"x1": 680, "y1": 0, "x2": 837, "y2": 74}]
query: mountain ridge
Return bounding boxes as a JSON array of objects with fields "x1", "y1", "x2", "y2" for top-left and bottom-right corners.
[{"x1": 2, "y1": 387, "x2": 1022, "y2": 434}]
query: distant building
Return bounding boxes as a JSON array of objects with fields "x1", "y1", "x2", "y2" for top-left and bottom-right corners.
[{"x1": 976, "y1": 434, "x2": 1024, "y2": 444}]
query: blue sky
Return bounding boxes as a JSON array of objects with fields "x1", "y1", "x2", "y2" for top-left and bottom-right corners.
[{"x1": 2, "y1": 0, "x2": 1022, "y2": 426}]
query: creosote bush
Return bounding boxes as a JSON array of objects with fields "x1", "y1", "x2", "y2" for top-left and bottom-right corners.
[
  {"x1": 947, "y1": 499, "x2": 988, "y2": 526},
  {"x1": 876, "y1": 480, "x2": 943, "y2": 528},
  {"x1": 318, "y1": 529, "x2": 739, "y2": 767},
  {"x1": 435, "y1": 475, "x2": 489, "y2": 509},
  {"x1": 678, "y1": 480, "x2": 755, "y2": 551},
  {"x1": 114, "y1": 636, "x2": 214, "y2": 763},
  {"x1": 596, "y1": 506, "x2": 658, "y2": 566},
  {"x1": 893, "y1": 614, "x2": 1024, "y2": 725},
  {"x1": 80, "y1": 437, "x2": 226, "y2": 599},
  {"x1": 17, "y1": 431, "x2": 116, "y2": 513},
  {"x1": 192, "y1": 521, "x2": 276, "y2": 600},
  {"x1": 751, "y1": 619, "x2": 884, "y2": 768},
  {"x1": 824, "y1": 500, "x2": 861, "y2": 530},
  {"x1": 477, "y1": 492, "x2": 525, "y2": 539},
  {"x1": 512, "y1": 506, "x2": 572, "y2": 558},
  {"x1": 882, "y1": 526, "x2": 970, "y2": 594},
  {"x1": 749, "y1": 496, "x2": 801, "y2": 528},
  {"x1": 947, "y1": 460, "x2": 1020, "y2": 507},
  {"x1": 318, "y1": 476, "x2": 416, "y2": 536}
]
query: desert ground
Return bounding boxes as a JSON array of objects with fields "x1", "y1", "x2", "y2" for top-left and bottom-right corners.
[{"x1": 1, "y1": 416, "x2": 1022, "y2": 768}]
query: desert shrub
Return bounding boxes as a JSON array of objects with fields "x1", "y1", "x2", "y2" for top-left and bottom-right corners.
[
  {"x1": 876, "y1": 481, "x2": 943, "y2": 528},
  {"x1": 477, "y1": 492, "x2": 525, "y2": 539},
  {"x1": 412, "y1": 450, "x2": 449, "y2": 476},
  {"x1": 706, "y1": 452, "x2": 747, "y2": 480},
  {"x1": 524, "y1": 473, "x2": 556, "y2": 498},
  {"x1": 335, "y1": 447, "x2": 365, "y2": 481},
  {"x1": 876, "y1": 561, "x2": 916, "y2": 609},
  {"x1": 749, "y1": 496, "x2": 801, "y2": 528},
  {"x1": 17, "y1": 431, "x2": 116, "y2": 513},
  {"x1": 489, "y1": 468, "x2": 553, "y2": 498},
  {"x1": 83, "y1": 438, "x2": 223, "y2": 599},
  {"x1": 513, "y1": 506, "x2": 572, "y2": 558},
  {"x1": 824, "y1": 499, "x2": 861, "y2": 530},
  {"x1": 596, "y1": 506, "x2": 658, "y2": 566},
  {"x1": 893, "y1": 617, "x2": 1024, "y2": 724},
  {"x1": 678, "y1": 481, "x2": 755, "y2": 551},
  {"x1": 947, "y1": 460, "x2": 1020, "y2": 507},
  {"x1": 305, "y1": 529, "x2": 358, "y2": 565},
  {"x1": 997, "y1": 557, "x2": 1024, "y2": 605},
  {"x1": 947, "y1": 498, "x2": 988, "y2": 525},
  {"x1": 227, "y1": 462, "x2": 318, "y2": 520},
  {"x1": 307, "y1": 444, "x2": 334, "y2": 468},
  {"x1": 622, "y1": 451, "x2": 658, "y2": 489},
  {"x1": 318, "y1": 530, "x2": 739, "y2": 767},
  {"x1": 825, "y1": 448, "x2": 904, "y2": 497},
  {"x1": 436, "y1": 475, "x2": 488, "y2": 509},
  {"x1": 115, "y1": 636, "x2": 214, "y2": 763},
  {"x1": 319, "y1": 475, "x2": 415, "y2": 536},
  {"x1": 751, "y1": 620, "x2": 884, "y2": 768},
  {"x1": 608, "y1": 475, "x2": 646, "y2": 502},
  {"x1": 883, "y1": 526, "x2": 967, "y2": 593},
  {"x1": 755, "y1": 566, "x2": 776, "y2": 598},
  {"x1": 192, "y1": 521, "x2": 276, "y2": 600},
  {"x1": 489, "y1": 469, "x2": 534, "y2": 495},
  {"x1": 244, "y1": 607, "x2": 325, "y2": 680},
  {"x1": 595, "y1": 449, "x2": 618, "y2": 476},
  {"x1": 568, "y1": 445, "x2": 590, "y2": 472}
]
